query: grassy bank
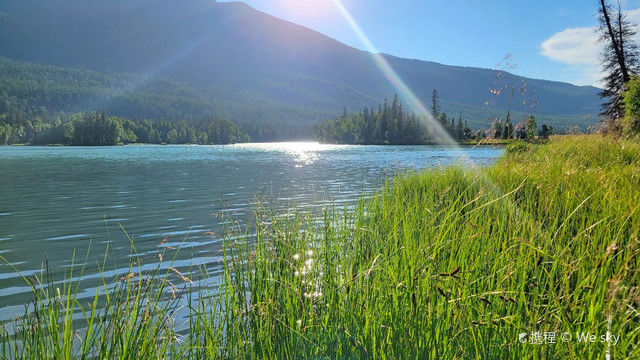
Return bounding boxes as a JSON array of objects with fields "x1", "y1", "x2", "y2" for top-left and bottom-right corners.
[
  {"x1": 461, "y1": 137, "x2": 549, "y2": 146},
  {"x1": 2, "y1": 135, "x2": 639, "y2": 359}
]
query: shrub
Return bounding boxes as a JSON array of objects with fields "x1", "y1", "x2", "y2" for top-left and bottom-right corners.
[
  {"x1": 504, "y1": 140, "x2": 530, "y2": 154},
  {"x1": 622, "y1": 75, "x2": 640, "y2": 137}
]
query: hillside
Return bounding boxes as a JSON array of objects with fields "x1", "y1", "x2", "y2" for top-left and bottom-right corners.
[
  {"x1": 0, "y1": 0, "x2": 602, "y2": 129},
  {"x1": 0, "y1": 57, "x2": 330, "y2": 126}
]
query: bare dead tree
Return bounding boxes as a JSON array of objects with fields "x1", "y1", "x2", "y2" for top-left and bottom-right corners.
[{"x1": 598, "y1": 0, "x2": 639, "y2": 129}]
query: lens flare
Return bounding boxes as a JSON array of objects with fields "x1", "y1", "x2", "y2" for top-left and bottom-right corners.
[
  {"x1": 329, "y1": 0, "x2": 515, "y2": 202},
  {"x1": 330, "y1": 0, "x2": 459, "y2": 147}
]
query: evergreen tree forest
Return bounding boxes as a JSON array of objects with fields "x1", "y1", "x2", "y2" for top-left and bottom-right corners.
[
  {"x1": 0, "y1": 57, "x2": 320, "y2": 140},
  {"x1": 490, "y1": 112, "x2": 554, "y2": 140},
  {"x1": 0, "y1": 108, "x2": 250, "y2": 146},
  {"x1": 313, "y1": 94, "x2": 476, "y2": 145}
]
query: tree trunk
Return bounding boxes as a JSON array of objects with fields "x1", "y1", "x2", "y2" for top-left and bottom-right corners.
[{"x1": 600, "y1": 0, "x2": 629, "y2": 82}]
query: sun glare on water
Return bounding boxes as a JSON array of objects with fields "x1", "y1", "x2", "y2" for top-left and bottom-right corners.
[{"x1": 232, "y1": 142, "x2": 349, "y2": 166}]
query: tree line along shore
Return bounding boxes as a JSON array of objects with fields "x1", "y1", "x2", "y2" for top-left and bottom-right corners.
[
  {"x1": 1, "y1": 97, "x2": 556, "y2": 147},
  {"x1": 313, "y1": 93, "x2": 555, "y2": 145}
]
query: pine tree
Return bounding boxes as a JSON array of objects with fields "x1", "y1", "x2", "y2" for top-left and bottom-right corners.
[
  {"x1": 504, "y1": 110, "x2": 514, "y2": 139},
  {"x1": 492, "y1": 119, "x2": 504, "y2": 139},
  {"x1": 311, "y1": 95, "x2": 482, "y2": 145},
  {"x1": 431, "y1": 89, "x2": 440, "y2": 118},
  {"x1": 463, "y1": 120, "x2": 473, "y2": 140},
  {"x1": 525, "y1": 115, "x2": 538, "y2": 139},
  {"x1": 392, "y1": 94, "x2": 400, "y2": 121},
  {"x1": 437, "y1": 113, "x2": 448, "y2": 133},
  {"x1": 539, "y1": 124, "x2": 552, "y2": 139},
  {"x1": 381, "y1": 99, "x2": 389, "y2": 142},
  {"x1": 598, "y1": 0, "x2": 639, "y2": 127}
]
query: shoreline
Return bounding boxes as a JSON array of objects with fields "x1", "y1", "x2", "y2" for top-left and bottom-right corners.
[
  {"x1": 1, "y1": 141, "x2": 509, "y2": 147},
  {"x1": 2, "y1": 135, "x2": 637, "y2": 358},
  {"x1": 2, "y1": 138, "x2": 554, "y2": 148}
]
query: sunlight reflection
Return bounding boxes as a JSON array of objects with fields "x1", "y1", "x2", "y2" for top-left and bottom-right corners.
[{"x1": 232, "y1": 142, "x2": 352, "y2": 166}]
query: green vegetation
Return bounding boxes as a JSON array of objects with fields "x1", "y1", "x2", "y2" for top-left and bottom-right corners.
[
  {"x1": 313, "y1": 94, "x2": 477, "y2": 145},
  {"x1": 0, "y1": 57, "x2": 327, "y2": 131},
  {"x1": 2, "y1": 135, "x2": 639, "y2": 358},
  {"x1": 596, "y1": 0, "x2": 640, "y2": 138},
  {"x1": 314, "y1": 94, "x2": 555, "y2": 145},
  {"x1": 0, "y1": 111, "x2": 250, "y2": 145},
  {"x1": 313, "y1": 95, "x2": 451, "y2": 145},
  {"x1": 0, "y1": 0, "x2": 602, "y2": 131},
  {"x1": 0, "y1": 57, "x2": 314, "y2": 142},
  {"x1": 622, "y1": 76, "x2": 640, "y2": 137},
  {"x1": 228, "y1": 135, "x2": 639, "y2": 358},
  {"x1": 490, "y1": 112, "x2": 554, "y2": 141},
  {"x1": 597, "y1": 0, "x2": 638, "y2": 123}
]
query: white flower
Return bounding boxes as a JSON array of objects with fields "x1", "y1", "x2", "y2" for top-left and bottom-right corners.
[
  {"x1": 297, "y1": 319, "x2": 302, "y2": 327},
  {"x1": 307, "y1": 250, "x2": 314, "y2": 257},
  {"x1": 293, "y1": 253, "x2": 300, "y2": 261}
]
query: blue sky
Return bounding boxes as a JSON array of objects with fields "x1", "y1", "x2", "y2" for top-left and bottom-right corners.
[{"x1": 220, "y1": 0, "x2": 640, "y2": 86}]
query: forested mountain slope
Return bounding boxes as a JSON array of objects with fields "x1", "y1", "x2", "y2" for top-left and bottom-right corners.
[{"x1": 0, "y1": 0, "x2": 601, "y2": 129}]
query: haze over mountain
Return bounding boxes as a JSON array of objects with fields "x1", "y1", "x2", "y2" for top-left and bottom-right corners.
[{"x1": 0, "y1": 0, "x2": 601, "y2": 129}]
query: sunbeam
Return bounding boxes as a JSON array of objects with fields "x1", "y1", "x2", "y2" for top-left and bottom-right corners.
[
  {"x1": 329, "y1": 0, "x2": 514, "y2": 203},
  {"x1": 91, "y1": 10, "x2": 230, "y2": 114},
  {"x1": 330, "y1": 0, "x2": 459, "y2": 147}
]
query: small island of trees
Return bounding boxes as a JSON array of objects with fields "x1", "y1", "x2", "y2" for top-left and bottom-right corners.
[{"x1": 313, "y1": 93, "x2": 553, "y2": 145}]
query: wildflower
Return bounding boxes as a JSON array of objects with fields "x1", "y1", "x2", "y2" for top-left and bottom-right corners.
[
  {"x1": 293, "y1": 253, "x2": 300, "y2": 261},
  {"x1": 297, "y1": 319, "x2": 302, "y2": 327},
  {"x1": 305, "y1": 258, "x2": 314, "y2": 267},
  {"x1": 307, "y1": 250, "x2": 313, "y2": 257}
]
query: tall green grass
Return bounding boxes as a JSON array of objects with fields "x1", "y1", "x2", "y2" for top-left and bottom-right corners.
[{"x1": 2, "y1": 135, "x2": 639, "y2": 359}]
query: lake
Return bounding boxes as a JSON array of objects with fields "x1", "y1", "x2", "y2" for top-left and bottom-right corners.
[{"x1": 0, "y1": 143, "x2": 502, "y2": 319}]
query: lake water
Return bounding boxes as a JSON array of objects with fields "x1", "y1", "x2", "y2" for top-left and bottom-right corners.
[{"x1": 0, "y1": 143, "x2": 502, "y2": 319}]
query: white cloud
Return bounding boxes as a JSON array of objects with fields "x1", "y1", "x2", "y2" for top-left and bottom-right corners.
[
  {"x1": 540, "y1": 8, "x2": 640, "y2": 85},
  {"x1": 541, "y1": 27, "x2": 600, "y2": 65},
  {"x1": 627, "y1": 7, "x2": 640, "y2": 21}
]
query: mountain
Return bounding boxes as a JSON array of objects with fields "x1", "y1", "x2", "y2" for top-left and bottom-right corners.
[{"x1": 0, "y1": 0, "x2": 601, "y2": 129}]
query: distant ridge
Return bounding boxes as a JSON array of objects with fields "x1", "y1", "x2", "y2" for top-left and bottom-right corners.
[{"x1": 0, "y1": 0, "x2": 601, "y2": 129}]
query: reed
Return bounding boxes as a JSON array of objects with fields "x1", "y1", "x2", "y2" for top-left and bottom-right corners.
[{"x1": 2, "y1": 135, "x2": 639, "y2": 359}]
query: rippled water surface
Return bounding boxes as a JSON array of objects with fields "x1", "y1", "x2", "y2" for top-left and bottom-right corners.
[{"x1": 0, "y1": 143, "x2": 502, "y2": 318}]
